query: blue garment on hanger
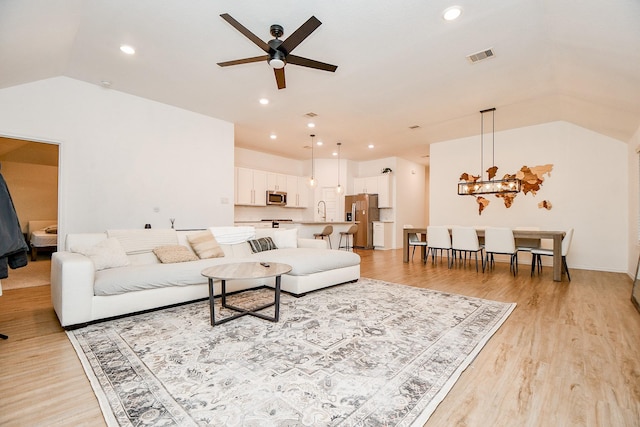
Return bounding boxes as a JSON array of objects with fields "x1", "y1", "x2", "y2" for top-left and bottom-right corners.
[{"x1": 0, "y1": 170, "x2": 29, "y2": 279}]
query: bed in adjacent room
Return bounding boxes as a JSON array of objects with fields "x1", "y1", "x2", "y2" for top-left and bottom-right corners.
[{"x1": 28, "y1": 220, "x2": 58, "y2": 261}]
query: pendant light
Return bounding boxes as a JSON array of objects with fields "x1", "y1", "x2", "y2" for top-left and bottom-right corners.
[
  {"x1": 457, "y1": 108, "x2": 521, "y2": 195},
  {"x1": 309, "y1": 134, "x2": 317, "y2": 188},
  {"x1": 336, "y1": 142, "x2": 343, "y2": 194}
]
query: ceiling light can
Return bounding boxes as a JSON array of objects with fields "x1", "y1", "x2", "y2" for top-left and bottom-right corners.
[
  {"x1": 443, "y1": 6, "x2": 462, "y2": 21},
  {"x1": 120, "y1": 45, "x2": 136, "y2": 55}
]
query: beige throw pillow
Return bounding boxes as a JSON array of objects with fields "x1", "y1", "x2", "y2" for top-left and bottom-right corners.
[
  {"x1": 187, "y1": 231, "x2": 225, "y2": 259},
  {"x1": 70, "y1": 237, "x2": 130, "y2": 271},
  {"x1": 153, "y1": 245, "x2": 199, "y2": 264}
]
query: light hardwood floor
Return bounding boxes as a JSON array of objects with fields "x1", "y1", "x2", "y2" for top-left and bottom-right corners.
[{"x1": 1, "y1": 249, "x2": 639, "y2": 426}]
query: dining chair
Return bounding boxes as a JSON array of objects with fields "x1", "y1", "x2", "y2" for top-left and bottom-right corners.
[
  {"x1": 313, "y1": 225, "x2": 333, "y2": 249},
  {"x1": 484, "y1": 227, "x2": 518, "y2": 276},
  {"x1": 531, "y1": 228, "x2": 574, "y2": 281},
  {"x1": 426, "y1": 226, "x2": 452, "y2": 267},
  {"x1": 338, "y1": 224, "x2": 358, "y2": 251},
  {"x1": 514, "y1": 226, "x2": 541, "y2": 254},
  {"x1": 408, "y1": 232, "x2": 428, "y2": 261},
  {"x1": 451, "y1": 226, "x2": 484, "y2": 272}
]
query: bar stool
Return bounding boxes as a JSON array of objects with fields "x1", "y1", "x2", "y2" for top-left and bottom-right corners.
[
  {"x1": 339, "y1": 224, "x2": 358, "y2": 251},
  {"x1": 313, "y1": 225, "x2": 333, "y2": 248}
]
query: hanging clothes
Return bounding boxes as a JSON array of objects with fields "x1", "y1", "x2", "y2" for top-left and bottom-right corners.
[{"x1": 0, "y1": 168, "x2": 28, "y2": 279}]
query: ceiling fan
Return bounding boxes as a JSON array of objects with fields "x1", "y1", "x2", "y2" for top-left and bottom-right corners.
[{"x1": 217, "y1": 13, "x2": 338, "y2": 89}]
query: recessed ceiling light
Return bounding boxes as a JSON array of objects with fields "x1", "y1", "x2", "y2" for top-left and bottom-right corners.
[
  {"x1": 307, "y1": 122, "x2": 315, "y2": 128},
  {"x1": 270, "y1": 133, "x2": 277, "y2": 140},
  {"x1": 368, "y1": 144, "x2": 374, "y2": 149},
  {"x1": 259, "y1": 98, "x2": 269, "y2": 105},
  {"x1": 443, "y1": 6, "x2": 462, "y2": 21},
  {"x1": 120, "y1": 45, "x2": 136, "y2": 55},
  {"x1": 317, "y1": 141, "x2": 323, "y2": 146},
  {"x1": 332, "y1": 151, "x2": 338, "y2": 156}
]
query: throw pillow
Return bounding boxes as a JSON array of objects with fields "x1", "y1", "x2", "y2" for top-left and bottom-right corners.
[
  {"x1": 273, "y1": 228, "x2": 298, "y2": 249},
  {"x1": 248, "y1": 237, "x2": 278, "y2": 253},
  {"x1": 44, "y1": 225, "x2": 58, "y2": 234},
  {"x1": 71, "y1": 238, "x2": 130, "y2": 271},
  {"x1": 187, "y1": 230, "x2": 225, "y2": 259},
  {"x1": 153, "y1": 245, "x2": 199, "y2": 264}
]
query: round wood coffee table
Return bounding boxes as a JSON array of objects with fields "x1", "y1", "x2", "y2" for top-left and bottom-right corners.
[{"x1": 201, "y1": 262, "x2": 292, "y2": 326}]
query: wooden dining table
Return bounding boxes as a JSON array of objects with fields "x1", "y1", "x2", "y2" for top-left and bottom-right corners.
[{"x1": 402, "y1": 227, "x2": 567, "y2": 281}]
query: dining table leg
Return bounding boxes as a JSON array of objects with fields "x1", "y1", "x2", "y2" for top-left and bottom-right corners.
[
  {"x1": 403, "y1": 229, "x2": 410, "y2": 263},
  {"x1": 552, "y1": 234, "x2": 562, "y2": 281}
]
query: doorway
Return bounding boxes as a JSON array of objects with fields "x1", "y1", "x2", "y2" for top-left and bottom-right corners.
[{"x1": 0, "y1": 136, "x2": 59, "y2": 289}]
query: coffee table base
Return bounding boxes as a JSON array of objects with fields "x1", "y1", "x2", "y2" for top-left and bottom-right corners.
[{"x1": 208, "y1": 276, "x2": 282, "y2": 326}]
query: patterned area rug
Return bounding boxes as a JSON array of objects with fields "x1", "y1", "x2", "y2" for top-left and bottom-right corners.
[{"x1": 68, "y1": 278, "x2": 515, "y2": 427}]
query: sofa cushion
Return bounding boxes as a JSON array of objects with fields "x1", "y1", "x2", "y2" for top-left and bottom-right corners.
[
  {"x1": 93, "y1": 257, "x2": 256, "y2": 296},
  {"x1": 209, "y1": 226, "x2": 255, "y2": 245},
  {"x1": 248, "y1": 237, "x2": 277, "y2": 253},
  {"x1": 153, "y1": 245, "x2": 199, "y2": 263},
  {"x1": 107, "y1": 229, "x2": 178, "y2": 255},
  {"x1": 250, "y1": 248, "x2": 360, "y2": 276},
  {"x1": 70, "y1": 237, "x2": 130, "y2": 271},
  {"x1": 272, "y1": 228, "x2": 298, "y2": 249},
  {"x1": 187, "y1": 230, "x2": 225, "y2": 259}
]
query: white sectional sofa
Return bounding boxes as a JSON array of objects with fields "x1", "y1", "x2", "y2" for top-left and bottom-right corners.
[{"x1": 51, "y1": 227, "x2": 360, "y2": 329}]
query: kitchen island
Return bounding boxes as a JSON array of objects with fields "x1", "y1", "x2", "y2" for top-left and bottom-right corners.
[{"x1": 234, "y1": 221, "x2": 358, "y2": 249}]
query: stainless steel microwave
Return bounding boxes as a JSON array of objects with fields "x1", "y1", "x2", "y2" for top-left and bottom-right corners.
[{"x1": 266, "y1": 191, "x2": 287, "y2": 206}]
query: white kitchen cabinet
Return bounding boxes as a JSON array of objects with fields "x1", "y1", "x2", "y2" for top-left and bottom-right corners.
[
  {"x1": 235, "y1": 167, "x2": 267, "y2": 206},
  {"x1": 267, "y1": 173, "x2": 287, "y2": 192},
  {"x1": 353, "y1": 176, "x2": 379, "y2": 194},
  {"x1": 377, "y1": 173, "x2": 393, "y2": 208},
  {"x1": 373, "y1": 221, "x2": 394, "y2": 249},
  {"x1": 284, "y1": 175, "x2": 309, "y2": 208},
  {"x1": 353, "y1": 174, "x2": 392, "y2": 208}
]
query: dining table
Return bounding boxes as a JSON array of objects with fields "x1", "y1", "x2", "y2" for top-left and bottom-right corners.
[{"x1": 402, "y1": 227, "x2": 567, "y2": 281}]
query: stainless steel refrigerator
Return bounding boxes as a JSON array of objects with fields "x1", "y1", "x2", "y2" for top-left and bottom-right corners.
[{"x1": 344, "y1": 194, "x2": 379, "y2": 249}]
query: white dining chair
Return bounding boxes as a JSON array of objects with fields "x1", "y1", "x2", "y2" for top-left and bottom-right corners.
[
  {"x1": 408, "y1": 232, "x2": 427, "y2": 261},
  {"x1": 531, "y1": 228, "x2": 574, "y2": 281},
  {"x1": 426, "y1": 226, "x2": 452, "y2": 267},
  {"x1": 484, "y1": 227, "x2": 518, "y2": 276},
  {"x1": 514, "y1": 226, "x2": 541, "y2": 254},
  {"x1": 451, "y1": 226, "x2": 484, "y2": 272}
]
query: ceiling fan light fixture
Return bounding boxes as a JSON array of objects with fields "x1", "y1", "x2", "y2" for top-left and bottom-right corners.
[
  {"x1": 268, "y1": 58, "x2": 285, "y2": 69},
  {"x1": 269, "y1": 50, "x2": 286, "y2": 69}
]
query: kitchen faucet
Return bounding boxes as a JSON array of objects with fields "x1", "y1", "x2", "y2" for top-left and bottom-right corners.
[{"x1": 317, "y1": 200, "x2": 327, "y2": 221}]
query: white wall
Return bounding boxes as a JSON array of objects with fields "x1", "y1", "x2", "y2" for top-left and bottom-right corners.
[
  {"x1": 431, "y1": 121, "x2": 628, "y2": 272},
  {"x1": 0, "y1": 77, "x2": 235, "y2": 240}
]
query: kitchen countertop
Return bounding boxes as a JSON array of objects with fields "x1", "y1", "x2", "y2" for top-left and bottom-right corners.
[
  {"x1": 295, "y1": 221, "x2": 358, "y2": 225},
  {"x1": 234, "y1": 221, "x2": 358, "y2": 225}
]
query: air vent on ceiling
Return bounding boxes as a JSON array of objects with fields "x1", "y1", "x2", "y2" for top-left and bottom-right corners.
[
  {"x1": 467, "y1": 48, "x2": 495, "y2": 64},
  {"x1": 409, "y1": 125, "x2": 421, "y2": 130},
  {"x1": 304, "y1": 112, "x2": 318, "y2": 118}
]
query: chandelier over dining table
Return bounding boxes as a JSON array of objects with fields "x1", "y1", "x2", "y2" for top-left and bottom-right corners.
[{"x1": 458, "y1": 108, "x2": 521, "y2": 195}]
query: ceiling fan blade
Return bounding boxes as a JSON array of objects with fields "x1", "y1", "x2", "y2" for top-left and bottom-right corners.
[
  {"x1": 274, "y1": 68, "x2": 286, "y2": 89},
  {"x1": 220, "y1": 13, "x2": 270, "y2": 53},
  {"x1": 217, "y1": 55, "x2": 268, "y2": 67},
  {"x1": 287, "y1": 55, "x2": 338, "y2": 72},
  {"x1": 279, "y1": 16, "x2": 322, "y2": 54}
]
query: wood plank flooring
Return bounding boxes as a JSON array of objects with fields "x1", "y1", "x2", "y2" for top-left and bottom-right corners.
[{"x1": 1, "y1": 249, "x2": 639, "y2": 426}]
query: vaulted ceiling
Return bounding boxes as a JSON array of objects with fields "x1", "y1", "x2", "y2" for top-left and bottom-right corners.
[{"x1": 1, "y1": 0, "x2": 639, "y2": 165}]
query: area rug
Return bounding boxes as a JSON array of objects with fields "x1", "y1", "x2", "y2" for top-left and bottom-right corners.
[{"x1": 67, "y1": 278, "x2": 515, "y2": 427}]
